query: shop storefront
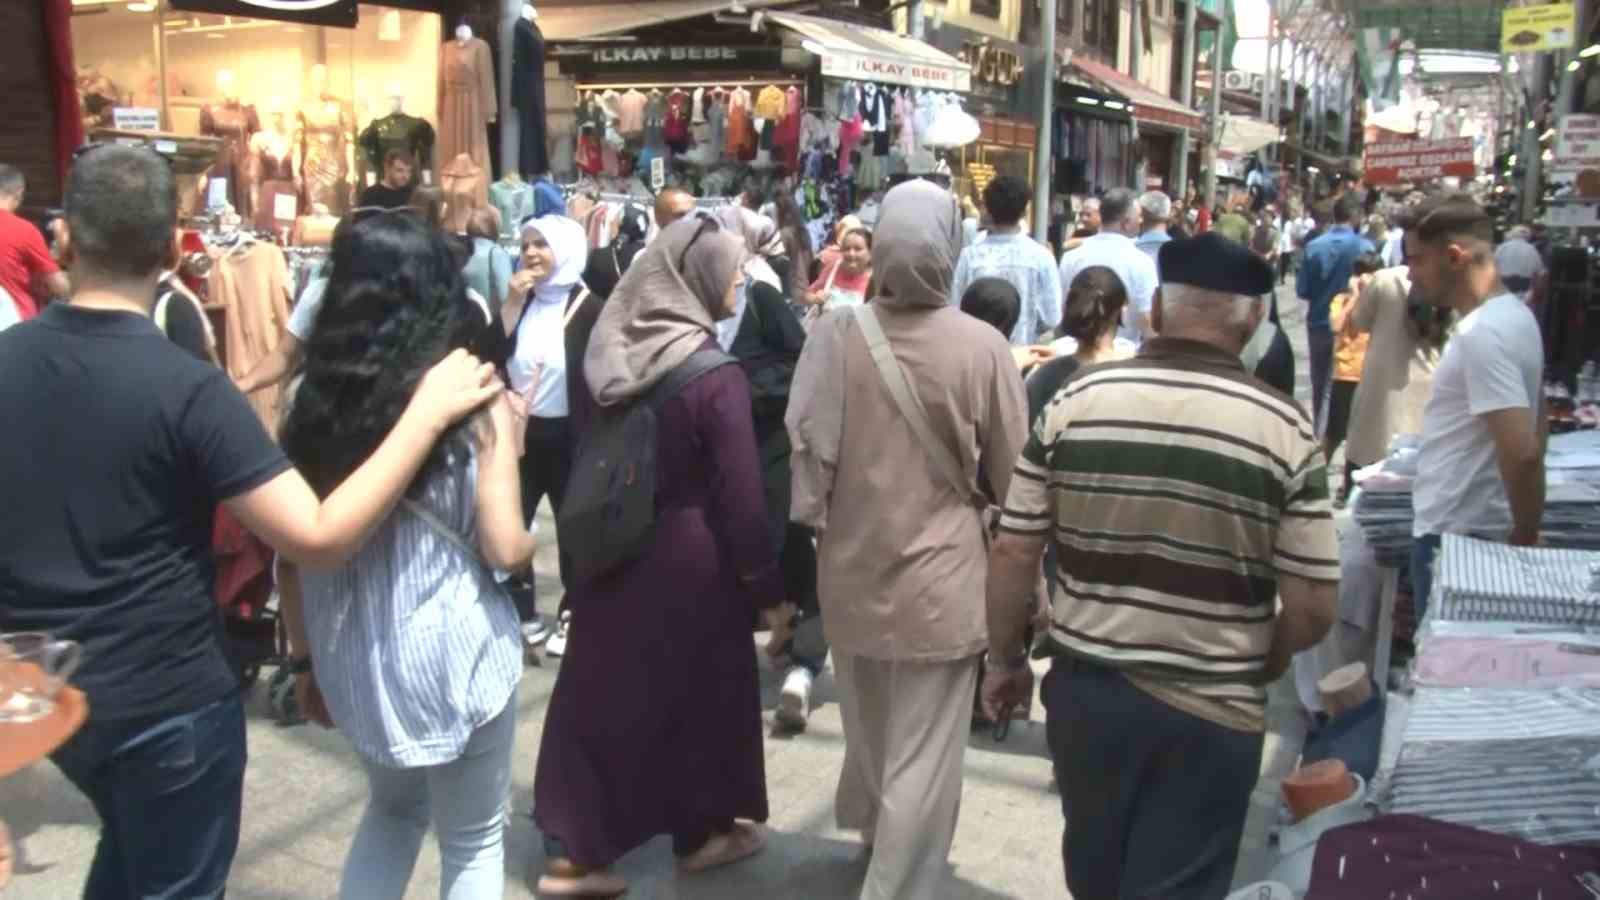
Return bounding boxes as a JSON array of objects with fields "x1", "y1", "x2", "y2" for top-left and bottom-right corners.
[
  {"x1": 68, "y1": 0, "x2": 459, "y2": 225},
  {"x1": 1065, "y1": 56, "x2": 1205, "y2": 197},
  {"x1": 1052, "y1": 80, "x2": 1136, "y2": 196},
  {"x1": 927, "y1": 28, "x2": 1037, "y2": 204}
]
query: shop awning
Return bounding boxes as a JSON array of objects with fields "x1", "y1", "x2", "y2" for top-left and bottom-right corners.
[
  {"x1": 763, "y1": 11, "x2": 971, "y2": 92},
  {"x1": 539, "y1": 0, "x2": 795, "y2": 42},
  {"x1": 1217, "y1": 114, "x2": 1281, "y2": 158},
  {"x1": 1067, "y1": 57, "x2": 1203, "y2": 132}
]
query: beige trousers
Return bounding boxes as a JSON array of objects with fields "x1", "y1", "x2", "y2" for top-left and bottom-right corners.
[{"x1": 833, "y1": 653, "x2": 978, "y2": 900}]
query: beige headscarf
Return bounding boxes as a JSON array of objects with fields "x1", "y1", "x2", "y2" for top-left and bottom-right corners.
[
  {"x1": 584, "y1": 215, "x2": 745, "y2": 406},
  {"x1": 785, "y1": 179, "x2": 966, "y2": 526}
]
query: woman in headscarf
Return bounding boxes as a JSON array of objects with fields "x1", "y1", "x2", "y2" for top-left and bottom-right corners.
[
  {"x1": 492, "y1": 214, "x2": 588, "y2": 642},
  {"x1": 785, "y1": 179, "x2": 1028, "y2": 899},
  {"x1": 716, "y1": 206, "x2": 821, "y2": 731},
  {"x1": 567, "y1": 201, "x2": 650, "y2": 442},
  {"x1": 532, "y1": 217, "x2": 790, "y2": 897},
  {"x1": 815, "y1": 213, "x2": 862, "y2": 275}
]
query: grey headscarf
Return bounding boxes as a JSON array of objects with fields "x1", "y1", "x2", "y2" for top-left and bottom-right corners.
[
  {"x1": 870, "y1": 178, "x2": 964, "y2": 310},
  {"x1": 585, "y1": 215, "x2": 745, "y2": 406},
  {"x1": 785, "y1": 179, "x2": 967, "y2": 527},
  {"x1": 715, "y1": 206, "x2": 781, "y2": 350}
]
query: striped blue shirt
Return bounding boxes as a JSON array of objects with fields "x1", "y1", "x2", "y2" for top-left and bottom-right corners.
[{"x1": 299, "y1": 447, "x2": 523, "y2": 768}]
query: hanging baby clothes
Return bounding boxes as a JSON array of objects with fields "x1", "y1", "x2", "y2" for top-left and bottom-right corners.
[
  {"x1": 598, "y1": 90, "x2": 623, "y2": 122},
  {"x1": 858, "y1": 83, "x2": 892, "y2": 189},
  {"x1": 664, "y1": 89, "x2": 691, "y2": 153},
  {"x1": 437, "y1": 36, "x2": 497, "y2": 174},
  {"x1": 208, "y1": 239, "x2": 291, "y2": 435},
  {"x1": 691, "y1": 87, "x2": 707, "y2": 124},
  {"x1": 201, "y1": 101, "x2": 261, "y2": 217},
  {"x1": 894, "y1": 88, "x2": 916, "y2": 158},
  {"x1": 773, "y1": 86, "x2": 802, "y2": 172},
  {"x1": 576, "y1": 125, "x2": 603, "y2": 175},
  {"x1": 706, "y1": 89, "x2": 728, "y2": 161},
  {"x1": 617, "y1": 89, "x2": 648, "y2": 138},
  {"x1": 837, "y1": 109, "x2": 863, "y2": 177},
  {"x1": 755, "y1": 84, "x2": 787, "y2": 120},
  {"x1": 439, "y1": 154, "x2": 488, "y2": 233},
  {"x1": 512, "y1": 17, "x2": 550, "y2": 176},
  {"x1": 726, "y1": 87, "x2": 756, "y2": 161}
]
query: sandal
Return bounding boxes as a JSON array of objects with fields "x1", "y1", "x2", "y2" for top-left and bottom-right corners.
[
  {"x1": 677, "y1": 822, "x2": 767, "y2": 874},
  {"x1": 535, "y1": 858, "x2": 627, "y2": 897}
]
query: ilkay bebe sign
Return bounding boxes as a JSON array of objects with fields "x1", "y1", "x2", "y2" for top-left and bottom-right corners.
[
  {"x1": 820, "y1": 54, "x2": 971, "y2": 93},
  {"x1": 1362, "y1": 138, "x2": 1477, "y2": 186}
]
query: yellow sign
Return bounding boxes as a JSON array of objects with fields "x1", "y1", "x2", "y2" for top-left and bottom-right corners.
[
  {"x1": 966, "y1": 162, "x2": 997, "y2": 196},
  {"x1": 1502, "y1": 2, "x2": 1577, "y2": 53}
]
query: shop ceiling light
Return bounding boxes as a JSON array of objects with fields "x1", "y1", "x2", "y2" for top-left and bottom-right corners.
[
  {"x1": 1075, "y1": 97, "x2": 1101, "y2": 106},
  {"x1": 1527, "y1": 119, "x2": 1537, "y2": 128},
  {"x1": 1570, "y1": 60, "x2": 1583, "y2": 72},
  {"x1": 1104, "y1": 101, "x2": 1126, "y2": 110},
  {"x1": 1583, "y1": 44, "x2": 1600, "y2": 59},
  {"x1": 127, "y1": 1, "x2": 155, "y2": 10},
  {"x1": 1541, "y1": 128, "x2": 1556, "y2": 141}
]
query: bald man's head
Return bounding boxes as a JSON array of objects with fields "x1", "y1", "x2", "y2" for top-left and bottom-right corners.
[{"x1": 655, "y1": 187, "x2": 696, "y2": 228}]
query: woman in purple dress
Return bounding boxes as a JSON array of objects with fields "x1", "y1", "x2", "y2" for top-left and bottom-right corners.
[{"x1": 533, "y1": 215, "x2": 793, "y2": 896}]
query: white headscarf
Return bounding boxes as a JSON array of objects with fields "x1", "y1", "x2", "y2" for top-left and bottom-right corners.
[{"x1": 521, "y1": 215, "x2": 588, "y2": 307}]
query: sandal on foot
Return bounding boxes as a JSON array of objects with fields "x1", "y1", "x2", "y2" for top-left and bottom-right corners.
[
  {"x1": 678, "y1": 823, "x2": 767, "y2": 874},
  {"x1": 535, "y1": 859, "x2": 627, "y2": 897}
]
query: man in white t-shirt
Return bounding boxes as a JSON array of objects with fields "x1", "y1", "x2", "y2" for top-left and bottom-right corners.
[
  {"x1": 1059, "y1": 188, "x2": 1157, "y2": 344},
  {"x1": 1408, "y1": 197, "x2": 1545, "y2": 618}
]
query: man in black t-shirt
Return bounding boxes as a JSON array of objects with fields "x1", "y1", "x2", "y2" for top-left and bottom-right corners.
[
  {"x1": 0, "y1": 145, "x2": 497, "y2": 898},
  {"x1": 356, "y1": 149, "x2": 417, "y2": 209}
]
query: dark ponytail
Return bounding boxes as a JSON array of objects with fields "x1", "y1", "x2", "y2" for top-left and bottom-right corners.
[{"x1": 1061, "y1": 266, "x2": 1128, "y2": 345}]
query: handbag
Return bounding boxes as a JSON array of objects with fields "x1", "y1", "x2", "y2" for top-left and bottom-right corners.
[{"x1": 850, "y1": 304, "x2": 984, "y2": 512}]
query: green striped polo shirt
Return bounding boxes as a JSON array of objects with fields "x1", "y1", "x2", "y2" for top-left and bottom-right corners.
[{"x1": 999, "y1": 337, "x2": 1339, "y2": 732}]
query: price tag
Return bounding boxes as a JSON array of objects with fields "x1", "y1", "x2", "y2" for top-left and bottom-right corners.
[
  {"x1": 651, "y1": 157, "x2": 665, "y2": 191},
  {"x1": 206, "y1": 178, "x2": 229, "y2": 211},
  {"x1": 112, "y1": 107, "x2": 160, "y2": 131},
  {"x1": 274, "y1": 193, "x2": 299, "y2": 222}
]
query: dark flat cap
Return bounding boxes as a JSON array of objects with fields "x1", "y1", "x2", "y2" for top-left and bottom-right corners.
[{"x1": 1158, "y1": 232, "x2": 1275, "y2": 296}]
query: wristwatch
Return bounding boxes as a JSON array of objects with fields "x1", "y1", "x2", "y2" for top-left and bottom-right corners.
[{"x1": 287, "y1": 656, "x2": 314, "y2": 675}]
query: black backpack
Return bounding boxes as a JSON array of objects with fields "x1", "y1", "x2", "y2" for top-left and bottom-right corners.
[{"x1": 559, "y1": 348, "x2": 736, "y2": 586}]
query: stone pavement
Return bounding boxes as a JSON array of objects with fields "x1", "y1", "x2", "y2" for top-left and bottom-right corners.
[{"x1": 0, "y1": 284, "x2": 1320, "y2": 899}]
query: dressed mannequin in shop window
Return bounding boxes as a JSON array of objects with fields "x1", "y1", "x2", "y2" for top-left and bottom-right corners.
[
  {"x1": 201, "y1": 70, "x2": 261, "y2": 218},
  {"x1": 358, "y1": 93, "x2": 435, "y2": 192},
  {"x1": 512, "y1": 3, "x2": 550, "y2": 177},
  {"x1": 299, "y1": 64, "x2": 356, "y2": 215},
  {"x1": 438, "y1": 22, "x2": 496, "y2": 178}
]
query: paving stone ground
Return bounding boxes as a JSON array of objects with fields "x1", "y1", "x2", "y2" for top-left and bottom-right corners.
[{"x1": 0, "y1": 282, "x2": 1319, "y2": 899}]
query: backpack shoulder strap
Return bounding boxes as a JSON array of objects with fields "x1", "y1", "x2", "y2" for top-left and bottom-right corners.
[
  {"x1": 645, "y1": 348, "x2": 736, "y2": 411},
  {"x1": 851, "y1": 305, "x2": 974, "y2": 504},
  {"x1": 153, "y1": 290, "x2": 174, "y2": 336}
]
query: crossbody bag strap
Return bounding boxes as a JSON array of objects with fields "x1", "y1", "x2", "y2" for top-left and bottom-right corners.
[
  {"x1": 401, "y1": 498, "x2": 488, "y2": 570},
  {"x1": 851, "y1": 305, "x2": 975, "y2": 504},
  {"x1": 562, "y1": 288, "x2": 592, "y2": 329}
]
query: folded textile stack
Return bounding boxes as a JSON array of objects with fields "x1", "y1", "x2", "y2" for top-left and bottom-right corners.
[{"x1": 1433, "y1": 534, "x2": 1600, "y2": 625}]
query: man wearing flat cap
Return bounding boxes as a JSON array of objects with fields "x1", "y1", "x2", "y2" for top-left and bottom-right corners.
[{"x1": 983, "y1": 232, "x2": 1339, "y2": 898}]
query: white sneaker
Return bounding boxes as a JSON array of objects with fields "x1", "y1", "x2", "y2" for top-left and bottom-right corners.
[
  {"x1": 520, "y1": 619, "x2": 550, "y2": 647},
  {"x1": 776, "y1": 667, "x2": 813, "y2": 731},
  {"x1": 545, "y1": 613, "x2": 570, "y2": 658}
]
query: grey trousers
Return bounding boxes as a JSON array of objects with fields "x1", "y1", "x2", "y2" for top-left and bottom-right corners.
[{"x1": 834, "y1": 653, "x2": 978, "y2": 900}]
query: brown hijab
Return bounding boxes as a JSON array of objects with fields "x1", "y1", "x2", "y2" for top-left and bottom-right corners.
[
  {"x1": 584, "y1": 215, "x2": 745, "y2": 406},
  {"x1": 785, "y1": 179, "x2": 966, "y2": 526}
]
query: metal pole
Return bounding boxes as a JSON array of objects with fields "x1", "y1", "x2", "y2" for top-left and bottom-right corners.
[
  {"x1": 1176, "y1": 0, "x2": 1198, "y2": 197},
  {"x1": 1204, "y1": 1, "x2": 1228, "y2": 208},
  {"x1": 911, "y1": 0, "x2": 926, "y2": 39},
  {"x1": 1520, "y1": 54, "x2": 1548, "y2": 223},
  {"x1": 1132, "y1": 0, "x2": 1144, "y2": 81},
  {"x1": 1034, "y1": 0, "x2": 1057, "y2": 244}
]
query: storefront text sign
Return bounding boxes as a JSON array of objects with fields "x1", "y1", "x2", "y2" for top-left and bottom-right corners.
[
  {"x1": 1553, "y1": 115, "x2": 1600, "y2": 174},
  {"x1": 170, "y1": 0, "x2": 358, "y2": 28},
  {"x1": 112, "y1": 108, "x2": 161, "y2": 132},
  {"x1": 958, "y1": 42, "x2": 1024, "y2": 87},
  {"x1": 1501, "y1": 2, "x2": 1576, "y2": 53},
  {"x1": 820, "y1": 53, "x2": 971, "y2": 93},
  {"x1": 579, "y1": 45, "x2": 782, "y2": 71},
  {"x1": 1362, "y1": 138, "x2": 1476, "y2": 186}
]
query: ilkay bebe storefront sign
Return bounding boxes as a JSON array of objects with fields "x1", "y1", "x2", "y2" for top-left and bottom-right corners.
[
  {"x1": 1362, "y1": 137, "x2": 1477, "y2": 186},
  {"x1": 819, "y1": 52, "x2": 971, "y2": 92}
]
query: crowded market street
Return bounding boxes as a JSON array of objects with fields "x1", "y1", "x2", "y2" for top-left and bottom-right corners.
[{"x1": 1, "y1": 290, "x2": 1313, "y2": 900}]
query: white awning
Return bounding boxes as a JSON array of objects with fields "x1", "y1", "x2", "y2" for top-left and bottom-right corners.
[
  {"x1": 763, "y1": 11, "x2": 971, "y2": 92},
  {"x1": 1217, "y1": 114, "x2": 1281, "y2": 158},
  {"x1": 539, "y1": 0, "x2": 793, "y2": 42}
]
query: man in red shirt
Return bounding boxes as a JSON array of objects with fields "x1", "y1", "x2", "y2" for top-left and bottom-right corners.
[{"x1": 0, "y1": 165, "x2": 70, "y2": 320}]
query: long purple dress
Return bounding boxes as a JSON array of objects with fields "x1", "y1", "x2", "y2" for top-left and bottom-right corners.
[{"x1": 534, "y1": 346, "x2": 782, "y2": 867}]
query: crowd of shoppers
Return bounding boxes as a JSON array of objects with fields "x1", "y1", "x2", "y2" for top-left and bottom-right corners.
[{"x1": 0, "y1": 138, "x2": 1560, "y2": 900}]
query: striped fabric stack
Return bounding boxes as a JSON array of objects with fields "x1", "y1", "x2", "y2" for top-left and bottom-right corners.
[{"x1": 1432, "y1": 535, "x2": 1600, "y2": 626}]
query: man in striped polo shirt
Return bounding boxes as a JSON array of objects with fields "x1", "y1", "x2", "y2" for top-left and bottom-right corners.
[{"x1": 983, "y1": 232, "x2": 1338, "y2": 899}]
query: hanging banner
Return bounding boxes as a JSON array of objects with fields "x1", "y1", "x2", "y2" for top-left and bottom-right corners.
[
  {"x1": 169, "y1": 0, "x2": 358, "y2": 28},
  {"x1": 1362, "y1": 137, "x2": 1476, "y2": 185},
  {"x1": 1552, "y1": 114, "x2": 1600, "y2": 197},
  {"x1": 1501, "y1": 2, "x2": 1577, "y2": 53}
]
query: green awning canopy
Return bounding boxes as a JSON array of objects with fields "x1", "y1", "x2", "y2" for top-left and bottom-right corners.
[{"x1": 1352, "y1": 0, "x2": 1503, "y2": 55}]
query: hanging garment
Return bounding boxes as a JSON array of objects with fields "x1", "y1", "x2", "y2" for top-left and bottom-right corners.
[
  {"x1": 201, "y1": 102, "x2": 261, "y2": 218},
  {"x1": 773, "y1": 86, "x2": 803, "y2": 172},
  {"x1": 691, "y1": 87, "x2": 707, "y2": 124},
  {"x1": 576, "y1": 128, "x2": 603, "y2": 176},
  {"x1": 208, "y1": 240, "x2": 290, "y2": 435},
  {"x1": 837, "y1": 112, "x2": 863, "y2": 176},
  {"x1": 835, "y1": 81, "x2": 860, "y2": 122},
  {"x1": 664, "y1": 89, "x2": 691, "y2": 152},
  {"x1": 726, "y1": 88, "x2": 756, "y2": 160},
  {"x1": 299, "y1": 99, "x2": 352, "y2": 214},
  {"x1": 439, "y1": 154, "x2": 488, "y2": 233},
  {"x1": 617, "y1": 89, "x2": 648, "y2": 137},
  {"x1": 598, "y1": 89, "x2": 623, "y2": 122},
  {"x1": 706, "y1": 90, "x2": 728, "y2": 160},
  {"x1": 755, "y1": 84, "x2": 787, "y2": 120},
  {"x1": 358, "y1": 113, "x2": 436, "y2": 182},
  {"x1": 489, "y1": 178, "x2": 536, "y2": 236},
  {"x1": 859, "y1": 84, "x2": 890, "y2": 132},
  {"x1": 894, "y1": 89, "x2": 915, "y2": 157},
  {"x1": 512, "y1": 18, "x2": 551, "y2": 177},
  {"x1": 438, "y1": 37, "x2": 497, "y2": 174},
  {"x1": 250, "y1": 129, "x2": 298, "y2": 231},
  {"x1": 642, "y1": 93, "x2": 667, "y2": 152}
]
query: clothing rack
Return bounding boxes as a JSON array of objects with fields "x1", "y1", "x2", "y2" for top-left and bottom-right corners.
[{"x1": 576, "y1": 79, "x2": 806, "y2": 92}]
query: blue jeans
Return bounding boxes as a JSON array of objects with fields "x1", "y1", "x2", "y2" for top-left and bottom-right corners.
[
  {"x1": 51, "y1": 693, "x2": 247, "y2": 900},
  {"x1": 340, "y1": 689, "x2": 517, "y2": 900},
  {"x1": 1411, "y1": 534, "x2": 1442, "y2": 623}
]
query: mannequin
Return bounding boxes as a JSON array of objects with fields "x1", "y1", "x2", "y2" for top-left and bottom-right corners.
[
  {"x1": 359, "y1": 95, "x2": 435, "y2": 188},
  {"x1": 511, "y1": 8, "x2": 550, "y2": 176},
  {"x1": 438, "y1": 22, "x2": 496, "y2": 175},
  {"x1": 299, "y1": 64, "x2": 355, "y2": 214},
  {"x1": 489, "y1": 170, "x2": 535, "y2": 238},
  {"x1": 202, "y1": 70, "x2": 260, "y2": 219},
  {"x1": 252, "y1": 106, "x2": 299, "y2": 234}
]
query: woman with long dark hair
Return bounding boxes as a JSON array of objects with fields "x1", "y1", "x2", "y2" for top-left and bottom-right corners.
[
  {"x1": 280, "y1": 212, "x2": 536, "y2": 899},
  {"x1": 533, "y1": 216, "x2": 791, "y2": 896}
]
